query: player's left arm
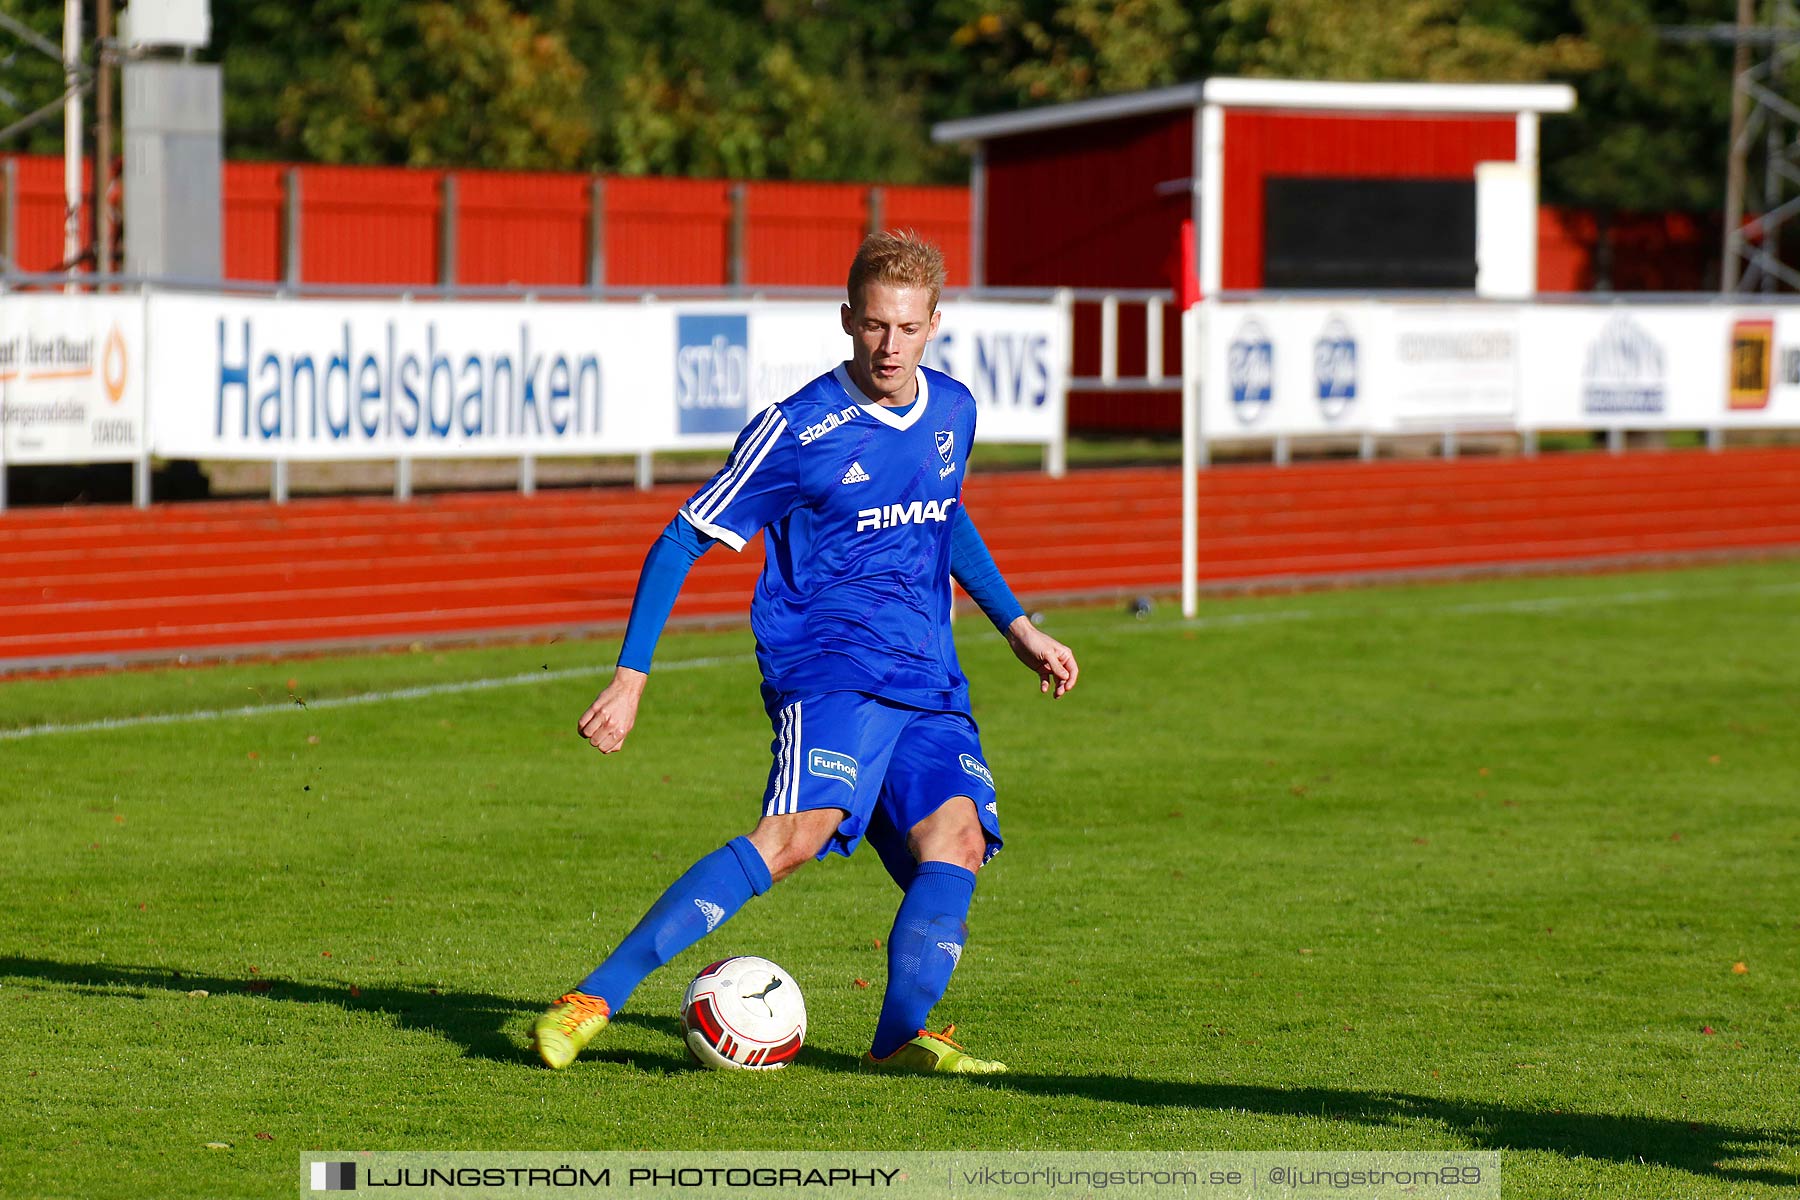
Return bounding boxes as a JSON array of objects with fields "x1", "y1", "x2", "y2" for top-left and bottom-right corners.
[{"x1": 950, "y1": 507, "x2": 1079, "y2": 698}]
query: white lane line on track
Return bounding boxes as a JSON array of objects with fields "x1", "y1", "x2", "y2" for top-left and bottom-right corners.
[{"x1": 0, "y1": 652, "x2": 757, "y2": 742}]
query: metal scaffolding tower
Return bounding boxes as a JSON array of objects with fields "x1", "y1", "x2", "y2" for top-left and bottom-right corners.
[{"x1": 1708, "y1": 0, "x2": 1800, "y2": 290}]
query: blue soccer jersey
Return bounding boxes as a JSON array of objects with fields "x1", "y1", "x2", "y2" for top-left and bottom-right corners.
[{"x1": 679, "y1": 363, "x2": 976, "y2": 713}]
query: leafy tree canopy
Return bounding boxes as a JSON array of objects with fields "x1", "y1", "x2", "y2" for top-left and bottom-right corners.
[{"x1": 0, "y1": 0, "x2": 1750, "y2": 211}]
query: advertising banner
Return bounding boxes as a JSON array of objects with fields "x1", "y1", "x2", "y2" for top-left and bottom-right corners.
[
  {"x1": 1386, "y1": 306, "x2": 1520, "y2": 430},
  {"x1": 1516, "y1": 304, "x2": 1734, "y2": 430},
  {"x1": 149, "y1": 295, "x2": 1068, "y2": 462},
  {"x1": 1202, "y1": 302, "x2": 1390, "y2": 437},
  {"x1": 0, "y1": 294, "x2": 148, "y2": 464},
  {"x1": 1729, "y1": 308, "x2": 1800, "y2": 428},
  {"x1": 668, "y1": 299, "x2": 1066, "y2": 451},
  {"x1": 148, "y1": 293, "x2": 671, "y2": 461}
]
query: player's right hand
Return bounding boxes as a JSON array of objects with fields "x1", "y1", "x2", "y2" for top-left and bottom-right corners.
[{"x1": 578, "y1": 667, "x2": 648, "y2": 753}]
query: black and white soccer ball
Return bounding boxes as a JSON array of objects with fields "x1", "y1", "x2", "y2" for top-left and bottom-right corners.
[{"x1": 680, "y1": 956, "x2": 806, "y2": 1070}]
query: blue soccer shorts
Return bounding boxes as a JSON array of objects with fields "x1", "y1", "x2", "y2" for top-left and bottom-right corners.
[{"x1": 758, "y1": 689, "x2": 1002, "y2": 880}]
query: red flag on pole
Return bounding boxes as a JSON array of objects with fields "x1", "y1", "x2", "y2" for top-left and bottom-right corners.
[{"x1": 1177, "y1": 218, "x2": 1201, "y2": 309}]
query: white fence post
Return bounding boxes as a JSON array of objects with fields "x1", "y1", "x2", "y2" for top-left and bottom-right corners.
[{"x1": 1047, "y1": 288, "x2": 1073, "y2": 479}]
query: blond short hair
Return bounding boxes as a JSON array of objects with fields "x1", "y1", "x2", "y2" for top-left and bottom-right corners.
[{"x1": 847, "y1": 230, "x2": 946, "y2": 312}]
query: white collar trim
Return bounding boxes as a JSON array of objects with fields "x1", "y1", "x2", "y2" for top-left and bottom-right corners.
[{"x1": 834, "y1": 363, "x2": 929, "y2": 431}]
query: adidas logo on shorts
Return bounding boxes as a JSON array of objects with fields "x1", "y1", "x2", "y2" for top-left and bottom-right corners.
[{"x1": 841, "y1": 461, "x2": 871, "y2": 485}]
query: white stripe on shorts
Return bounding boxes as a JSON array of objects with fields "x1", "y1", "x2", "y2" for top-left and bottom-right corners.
[
  {"x1": 788, "y1": 701, "x2": 802, "y2": 813},
  {"x1": 766, "y1": 700, "x2": 798, "y2": 816}
]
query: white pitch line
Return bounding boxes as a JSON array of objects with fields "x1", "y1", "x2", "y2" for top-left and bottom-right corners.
[
  {"x1": 0, "y1": 652, "x2": 757, "y2": 742},
  {"x1": 1103, "y1": 578, "x2": 1800, "y2": 637}
]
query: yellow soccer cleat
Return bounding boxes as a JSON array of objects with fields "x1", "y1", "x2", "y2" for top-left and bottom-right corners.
[
  {"x1": 864, "y1": 1024, "x2": 1006, "y2": 1075},
  {"x1": 532, "y1": 991, "x2": 611, "y2": 1069}
]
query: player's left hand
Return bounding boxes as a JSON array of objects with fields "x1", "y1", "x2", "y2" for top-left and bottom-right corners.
[{"x1": 1005, "y1": 616, "x2": 1079, "y2": 699}]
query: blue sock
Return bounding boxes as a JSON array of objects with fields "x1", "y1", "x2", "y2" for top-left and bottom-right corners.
[
  {"x1": 576, "y1": 836, "x2": 772, "y2": 1011},
  {"x1": 870, "y1": 861, "x2": 976, "y2": 1059}
]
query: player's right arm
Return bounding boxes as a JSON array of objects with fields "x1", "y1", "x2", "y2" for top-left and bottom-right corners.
[
  {"x1": 579, "y1": 405, "x2": 799, "y2": 754},
  {"x1": 578, "y1": 517, "x2": 713, "y2": 753}
]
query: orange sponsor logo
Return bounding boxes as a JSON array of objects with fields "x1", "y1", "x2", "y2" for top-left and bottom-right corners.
[
  {"x1": 103, "y1": 325, "x2": 128, "y2": 405},
  {"x1": 1729, "y1": 318, "x2": 1773, "y2": 411}
]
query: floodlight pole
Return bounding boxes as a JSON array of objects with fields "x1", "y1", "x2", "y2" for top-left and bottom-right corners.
[
  {"x1": 61, "y1": 0, "x2": 81, "y2": 287},
  {"x1": 1724, "y1": 0, "x2": 1755, "y2": 290},
  {"x1": 94, "y1": 0, "x2": 114, "y2": 281}
]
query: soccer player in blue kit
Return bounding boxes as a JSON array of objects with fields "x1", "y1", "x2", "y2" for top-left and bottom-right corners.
[{"x1": 532, "y1": 231, "x2": 1078, "y2": 1074}]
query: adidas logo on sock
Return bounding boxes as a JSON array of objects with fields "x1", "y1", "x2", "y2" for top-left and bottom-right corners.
[
  {"x1": 936, "y1": 941, "x2": 964, "y2": 967},
  {"x1": 841, "y1": 461, "x2": 871, "y2": 485},
  {"x1": 695, "y1": 899, "x2": 725, "y2": 932}
]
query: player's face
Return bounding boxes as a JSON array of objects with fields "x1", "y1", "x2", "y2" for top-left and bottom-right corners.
[{"x1": 841, "y1": 283, "x2": 940, "y2": 405}]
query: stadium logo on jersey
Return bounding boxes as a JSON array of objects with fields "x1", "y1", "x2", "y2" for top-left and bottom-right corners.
[
  {"x1": 1581, "y1": 312, "x2": 1666, "y2": 414},
  {"x1": 675, "y1": 315, "x2": 749, "y2": 434},
  {"x1": 807, "y1": 748, "x2": 859, "y2": 789},
  {"x1": 855, "y1": 497, "x2": 958, "y2": 532},
  {"x1": 1227, "y1": 319, "x2": 1274, "y2": 424},
  {"x1": 841, "y1": 461, "x2": 871, "y2": 485},
  {"x1": 959, "y1": 754, "x2": 995, "y2": 789},
  {"x1": 1313, "y1": 317, "x2": 1357, "y2": 420},
  {"x1": 695, "y1": 899, "x2": 726, "y2": 932},
  {"x1": 798, "y1": 404, "x2": 861, "y2": 445}
]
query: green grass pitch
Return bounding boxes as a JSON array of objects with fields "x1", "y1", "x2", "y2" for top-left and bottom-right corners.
[{"x1": 2, "y1": 559, "x2": 1797, "y2": 1198}]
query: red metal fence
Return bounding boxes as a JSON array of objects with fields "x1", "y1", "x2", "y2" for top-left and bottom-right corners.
[
  {"x1": 0, "y1": 154, "x2": 971, "y2": 289},
  {"x1": 2, "y1": 151, "x2": 1709, "y2": 297}
]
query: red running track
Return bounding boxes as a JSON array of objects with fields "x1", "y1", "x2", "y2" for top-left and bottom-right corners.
[{"x1": 2, "y1": 448, "x2": 1798, "y2": 672}]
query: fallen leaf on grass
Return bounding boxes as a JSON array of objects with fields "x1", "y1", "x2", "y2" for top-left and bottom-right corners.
[
  {"x1": 246, "y1": 752, "x2": 259, "y2": 761},
  {"x1": 246, "y1": 981, "x2": 272, "y2": 994},
  {"x1": 852, "y1": 978, "x2": 870, "y2": 989},
  {"x1": 1732, "y1": 962, "x2": 1749, "y2": 975},
  {"x1": 320, "y1": 951, "x2": 332, "y2": 958},
  {"x1": 349, "y1": 985, "x2": 362, "y2": 998},
  {"x1": 255, "y1": 1132, "x2": 274, "y2": 1141},
  {"x1": 1701, "y1": 1026, "x2": 1715, "y2": 1035},
  {"x1": 205, "y1": 1142, "x2": 231, "y2": 1150},
  {"x1": 186, "y1": 990, "x2": 209, "y2": 999}
]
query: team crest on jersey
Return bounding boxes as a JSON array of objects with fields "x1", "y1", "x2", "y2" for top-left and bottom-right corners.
[
  {"x1": 959, "y1": 754, "x2": 994, "y2": 789},
  {"x1": 935, "y1": 430, "x2": 955, "y2": 466},
  {"x1": 807, "y1": 748, "x2": 859, "y2": 789}
]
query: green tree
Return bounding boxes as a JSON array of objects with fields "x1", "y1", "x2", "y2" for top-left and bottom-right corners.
[
  {"x1": 218, "y1": 0, "x2": 591, "y2": 168},
  {"x1": 1209, "y1": 0, "x2": 1597, "y2": 81}
]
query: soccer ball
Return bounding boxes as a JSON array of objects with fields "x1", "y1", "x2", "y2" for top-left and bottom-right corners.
[{"x1": 680, "y1": 956, "x2": 806, "y2": 1070}]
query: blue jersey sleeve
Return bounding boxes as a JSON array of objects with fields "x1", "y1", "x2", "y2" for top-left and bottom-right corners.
[
  {"x1": 951, "y1": 507, "x2": 1025, "y2": 633},
  {"x1": 679, "y1": 406, "x2": 801, "y2": 551},
  {"x1": 617, "y1": 517, "x2": 716, "y2": 673}
]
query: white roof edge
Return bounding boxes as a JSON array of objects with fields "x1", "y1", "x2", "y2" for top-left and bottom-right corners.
[
  {"x1": 1202, "y1": 77, "x2": 1576, "y2": 114},
  {"x1": 930, "y1": 77, "x2": 1575, "y2": 145},
  {"x1": 930, "y1": 82, "x2": 1205, "y2": 144}
]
